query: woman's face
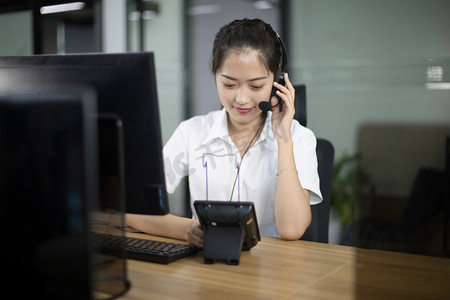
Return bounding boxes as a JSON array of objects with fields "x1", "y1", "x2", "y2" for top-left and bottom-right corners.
[{"x1": 215, "y1": 49, "x2": 274, "y2": 129}]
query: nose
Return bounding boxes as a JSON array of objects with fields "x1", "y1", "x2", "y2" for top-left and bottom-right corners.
[{"x1": 235, "y1": 87, "x2": 250, "y2": 105}]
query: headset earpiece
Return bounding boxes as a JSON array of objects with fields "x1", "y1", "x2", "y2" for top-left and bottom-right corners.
[{"x1": 258, "y1": 33, "x2": 288, "y2": 113}]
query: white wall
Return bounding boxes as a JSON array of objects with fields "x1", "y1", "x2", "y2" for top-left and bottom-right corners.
[
  {"x1": 102, "y1": 0, "x2": 184, "y2": 145},
  {"x1": 139, "y1": 0, "x2": 186, "y2": 215},
  {"x1": 289, "y1": 0, "x2": 450, "y2": 159},
  {"x1": 103, "y1": 0, "x2": 186, "y2": 215},
  {"x1": 0, "y1": 10, "x2": 33, "y2": 55},
  {"x1": 102, "y1": 0, "x2": 127, "y2": 53},
  {"x1": 141, "y1": 0, "x2": 185, "y2": 146},
  {"x1": 187, "y1": 0, "x2": 281, "y2": 117}
]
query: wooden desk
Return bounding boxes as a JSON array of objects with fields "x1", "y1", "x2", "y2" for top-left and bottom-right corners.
[{"x1": 121, "y1": 233, "x2": 450, "y2": 300}]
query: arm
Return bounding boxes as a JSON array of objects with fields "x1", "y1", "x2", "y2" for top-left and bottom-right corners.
[
  {"x1": 125, "y1": 213, "x2": 204, "y2": 247},
  {"x1": 275, "y1": 140, "x2": 311, "y2": 240},
  {"x1": 271, "y1": 73, "x2": 312, "y2": 240},
  {"x1": 141, "y1": 120, "x2": 203, "y2": 247}
]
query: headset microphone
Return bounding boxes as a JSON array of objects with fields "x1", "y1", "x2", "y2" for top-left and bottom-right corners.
[
  {"x1": 258, "y1": 32, "x2": 287, "y2": 113},
  {"x1": 258, "y1": 88, "x2": 283, "y2": 112},
  {"x1": 258, "y1": 101, "x2": 272, "y2": 113},
  {"x1": 229, "y1": 28, "x2": 288, "y2": 201}
]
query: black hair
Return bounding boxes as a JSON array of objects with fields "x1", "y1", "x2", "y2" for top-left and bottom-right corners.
[{"x1": 211, "y1": 18, "x2": 281, "y2": 76}]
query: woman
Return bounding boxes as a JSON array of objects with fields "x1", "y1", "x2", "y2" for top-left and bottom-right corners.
[{"x1": 126, "y1": 18, "x2": 322, "y2": 247}]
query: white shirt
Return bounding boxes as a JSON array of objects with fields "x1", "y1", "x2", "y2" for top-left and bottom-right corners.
[{"x1": 163, "y1": 109, "x2": 322, "y2": 237}]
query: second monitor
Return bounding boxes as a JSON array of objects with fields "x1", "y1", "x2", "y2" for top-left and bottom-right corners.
[{"x1": 0, "y1": 52, "x2": 169, "y2": 215}]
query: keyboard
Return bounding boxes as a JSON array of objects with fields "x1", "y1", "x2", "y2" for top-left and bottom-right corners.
[{"x1": 92, "y1": 232, "x2": 200, "y2": 264}]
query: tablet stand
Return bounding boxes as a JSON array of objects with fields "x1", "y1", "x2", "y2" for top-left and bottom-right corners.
[
  {"x1": 196, "y1": 154, "x2": 260, "y2": 265},
  {"x1": 194, "y1": 200, "x2": 260, "y2": 265},
  {"x1": 203, "y1": 224, "x2": 245, "y2": 265}
]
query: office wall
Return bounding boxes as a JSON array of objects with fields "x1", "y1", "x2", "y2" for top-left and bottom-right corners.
[
  {"x1": 103, "y1": 0, "x2": 186, "y2": 215},
  {"x1": 102, "y1": 0, "x2": 127, "y2": 53},
  {"x1": 141, "y1": 1, "x2": 185, "y2": 146},
  {"x1": 123, "y1": 0, "x2": 185, "y2": 145},
  {"x1": 102, "y1": 0, "x2": 184, "y2": 143},
  {"x1": 289, "y1": 0, "x2": 450, "y2": 158},
  {"x1": 289, "y1": 0, "x2": 450, "y2": 250},
  {"x1": 135, "y1": 0, "x2": 186, "y2": 216},
  {"x1": 186, "y1": 0, "x2": 281, "y2": 117},
  {"x1": 0, "y1": 10, "x2": 33, "y2": 55}
]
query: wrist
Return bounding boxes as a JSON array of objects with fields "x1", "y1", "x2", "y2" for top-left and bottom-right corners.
[
  {"x1": 277, "y1": 137, "x2": 293, "y2": 148},
  {"x1": 185, "y1": 219, "x2": 194, "y2": 241},
  {"x1": 277, "y1": 139, "x2": 295, "y2": 171},
  {"x1": 276, "y1": 168, "x2": 298, "y2": 176}
]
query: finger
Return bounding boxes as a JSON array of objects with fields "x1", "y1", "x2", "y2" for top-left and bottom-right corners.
[
  {"x1": 192, "y1": 220, "x2": 203, "y2": 234},
  {"x1": 274, "y1": 80, "x2": 289, "y2": 94},
  {"x1": 284, "y1": 73, "x2": 295, "y2": 91},
  {"x1": 269, "y1": 94, "x2": 283, "y2": 115},
  {"x1": 283, "y1": 75, "x2": 296, "y2": 104},
  {"x1": 193, "y1": 237, "x2": 204, "y2": 248},
  {"x1": 275, "y1": 87, "x2": 294, "y2": 112},
  {"x1": 189, "y1": 221, "x2": 204, "y2": 247},
  {"x1": 283, "y1": 73, "x2": 296, "y2": 103},
  {"x1": 192, "y1": 225, "x2": 204, "y2": 238},
  {"x1": 187, "y1": 232, "x2": 203, "y2": 248},
  {"x1": 193, "y1": 233, "x2": 204, "y2": 248},
  {"x1": 274, "y1": 81, "x2": 294, "y2": 103}
]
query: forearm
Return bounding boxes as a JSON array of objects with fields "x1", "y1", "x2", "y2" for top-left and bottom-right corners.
[
  {"x1": 125, "y1": 213, "x2": 193, "y2": 241},
  {"x1": 275, "y1": 139, "x2": 311, "y2": 240}
]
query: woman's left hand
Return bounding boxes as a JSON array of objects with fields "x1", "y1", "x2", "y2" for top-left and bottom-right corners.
[{"x1": 270, "y1": 73, "x2": 296, "y2": 143}]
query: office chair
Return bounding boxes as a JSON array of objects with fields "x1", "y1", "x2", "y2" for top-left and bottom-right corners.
[{"x1": 294, "y1": 85, "x2": 335, "y2": 243}]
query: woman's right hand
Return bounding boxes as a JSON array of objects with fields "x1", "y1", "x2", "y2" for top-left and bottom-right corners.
[{"x1": 186, "y1": 220, "x2": 204, "y2": 248}]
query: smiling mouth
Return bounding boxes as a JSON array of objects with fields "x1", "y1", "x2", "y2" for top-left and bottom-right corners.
[{"x1": 234, "y1": 107, "x2": 252, "y2": 114}]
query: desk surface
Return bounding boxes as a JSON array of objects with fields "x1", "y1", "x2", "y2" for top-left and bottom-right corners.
[{"x1": 121, "y1": 233, "x2": 450, "y2": 300}]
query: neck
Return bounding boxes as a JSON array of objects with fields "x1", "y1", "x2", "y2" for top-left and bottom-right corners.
[
  {"x1": 227, "y1": 113, "x2": 265, "y2": 136},
  {"x1": 227, "y1": 113, "x2": 266, "y2": 157}
]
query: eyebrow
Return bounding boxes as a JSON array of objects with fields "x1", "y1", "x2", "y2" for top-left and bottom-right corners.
[{"x1": 220, "y1": 74, "x2": 268, "y2": 82}]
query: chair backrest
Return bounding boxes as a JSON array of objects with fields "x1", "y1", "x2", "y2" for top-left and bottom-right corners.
[
  {"x1": 293, "y1": 85, "x2": 335, "y2": 243},
  {"x1": 294, "y1": 84, "x2": 307, "y2": 127},
  {"x1": 301, "y1": 138, "x2": 334, "y2": 243}
]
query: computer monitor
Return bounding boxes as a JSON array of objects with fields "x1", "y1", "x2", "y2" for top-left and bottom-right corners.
[
  {"x1": 0, "y1": 52, "x2": 169, "y2": 215},
  {"x1": 0, "y1": 90, "x2": 97, "y2": 299}
]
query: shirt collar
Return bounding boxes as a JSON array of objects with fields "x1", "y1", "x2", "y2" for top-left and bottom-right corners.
[
  {"x1": 199, "y1": 108, "x2": 230, "y2": 147},
  {"x1": 199, "y1": 108, "x2": 278, "y2": 152}
]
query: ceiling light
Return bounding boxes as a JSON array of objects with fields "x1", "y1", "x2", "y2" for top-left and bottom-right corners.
[
  {"x1": 40, "y1": 2, "x2": 86, "y2": 14},
  {"x1": 425, "y1": 82, "x2": 450, "y2": 90},
  {"x1": 254, "y1": 1, "x2": 273, "y2": 10},
  {"x1": 142, "y1": 10, "x2": 157, "y2": 20},
  {"x1": 187, "y1": 5, "x2": 221, "y2": 16}
]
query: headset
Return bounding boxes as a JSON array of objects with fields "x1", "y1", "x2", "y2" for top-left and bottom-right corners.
[
  {"x1": 204, "y1": 30, "x2": 287, "y2": 254},
  {"x1": 229, "y1": 31, "x2": 288, "y2": 201},
  {"x1": 258, "y1": 32, "x2": 288, "y2": 113}
]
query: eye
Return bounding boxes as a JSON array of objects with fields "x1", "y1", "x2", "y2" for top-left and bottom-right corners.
[
  {"x1": 251, "y1": 85, "x2": 264, "y2": 90},
  {"x1": 223, "y1": 83, "x2": 236, "y2": 88}
]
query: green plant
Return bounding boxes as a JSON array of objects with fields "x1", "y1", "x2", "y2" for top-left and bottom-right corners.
[{"x1": 331, "y1": 153, "x2": 359, "y2": 227}]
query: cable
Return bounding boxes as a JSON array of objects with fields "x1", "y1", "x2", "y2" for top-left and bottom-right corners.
[{"x1": 229, "y1": 114, "x2": 267, "y2": 201}]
